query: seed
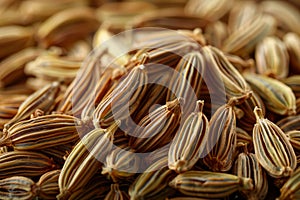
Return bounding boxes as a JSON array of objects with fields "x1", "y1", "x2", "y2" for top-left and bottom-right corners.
[
  {"x1": 3, "y1": 81, "x2": 60, "y2": 131},
  {"x1": 93, "y1": 65, "x2": 148, "y2": 128},
  {"x1": 166, "y1": 51, "x2": 205, "y2": 117},
  {"x1": 286, "y1": 130, "x2": 300, "y2": 152},
  {"x1": 236, "y1": 127, "x2": 253, "y2": 153},
  {"x1": 169, "y1": 170, "x2": 253, "y2": 198},
  {"x1": 202, "y1": 46, "x2": 252, "y2": 102},
  {"x1": 1, "y1": 114, "x2": 82, "y2": 151},
  {"x1": 0, "y1": 150, "x2": 56, "y2": 179},
  {"x1": 102, "y1": 147, "x2": 140, "y2": 182},
  {"x1": 168, "y1": 100, "x2": 209, "y2": 173},
  {"x1": 0, "y1": 25, "x2": 34, "y2": 59},
  {"x1": 58, "y1": 122, "x2": 119, "y2": 200},
  {"x1": 37, "y1": 7, "x2": 100, "y2": 48},
  {"x1": 128, "y1": 98, "x2": 182, "y2": 153},
  {"x1": 277, "y1": 167, "x2": 300, "y2": 200},
  {"x1": 252, "y1": 107, "x2": 297, "y2": 178},
  {"x1": 203, "y1": 98, "x2": 237, "y2": 172},
  {"x1": 255, "y1": 36, "x2": 289, "y2": 79},
  {"x1": 283, "y1": 75, "x2": 300, "y2": 99},
  {"x1": 104, "y1": 184, "x2": 130, "y2": 200},
  {"x1": 233, "y1": 152, "x2": 268, "y2": 200},
  {"x1": 236, "y1": 91, "x2": 266, "y2": 132},
  {"x1": 0, "y1": 176, "x2": 36, "y2": 200},
  {"x1": 185, "y1": 0, "x2": 233, "y2": 21},
  {"x1": 205, "y1": 21, "x2": 228, "y2": 49},
  {"x1": 222, "y1": 14, "x2": 276, "y2": 57},
  {"x1": 283, "y1": 32, "x2": 300, "y2": 73},
  {"x1": 0, "y1": 48, "x2": 43, "y2": 87},
  {"x1": 25, "y1": 54, "x2": 82, "y2": 83},
  {"x1": 244, "y1": 73, "x2": 296, "y2": 115},
  {"x1": 260, "y1": 0, "x2": 300, "y2": 35},
  {"x1": 129, "y1": 156, "x2": 176, "y2": 200},
  {"x1": 277, "y1": 115, "x2": 300, "y2": 132},
  {"x1": 36, "y1": 170, "x2": 61, "y2": 200},
  {"x1": 0, "y1": 94, "x2": 28, "y2": 119}
]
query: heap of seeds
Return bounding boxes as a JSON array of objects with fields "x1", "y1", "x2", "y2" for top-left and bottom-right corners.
[{"x1": 0, "y1": 0, "x2": 299, "y2": 199}]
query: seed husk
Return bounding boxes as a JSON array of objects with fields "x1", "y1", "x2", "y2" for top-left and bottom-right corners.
[
  {"x1": 0, "y1": 150, "x2": 56, "y2": 179},
  {"x1": 169, "y1": 170, "x2": 253, "y2": 198},
  {"x1": 233, "y1": 152, "x2": 268, "y2": 200},
  {"x1": 252, "y1": 107, "x2": 297, "y2": 178},
  {"x1": 244, "y1": 73, "x2": 296, "y2": 115},
  {"x1": 168, "y1": 100, "x2": 209, "y2": 173},
  {"x1": 3, "y1": 81, "x2": 60, "y2": 131},
  {"x1": 203, "y1": 98, "x2": 237, "y2": 172}
]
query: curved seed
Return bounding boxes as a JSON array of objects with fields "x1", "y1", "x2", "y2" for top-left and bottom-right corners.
[
  {"x1": 244, "y1": 73, "x2": 296, "y2": 115},
  {"x1": 286, "y1": 130, "x2": 300, "y2": 151},
  {"x1": 283, "y1": 32, "x2": 300, "y2": 73},
  {"x1": 253, "y1": 107, "x2": 297, "y2": 178},
  {"x1": 233, "y1": 152, "x2": 268, "y2": 200},
  {"x1": 283, "y1": 75, "x2": 300, "y2": 99},
  {"x1": 104, "y1": 184, "x2": 130, "y2": 200},
  {"x1": 168, "y1": 100, "x2": 209, "y2": 173},
  {"x1": 36, "y1": 170, "x2": 61, "y2": 200},
  {"x1": 277, "y1": 115, "x2": 300, "y2": 132},
  {"x1": 277, "y1": 167, "x2": 300, "y2": 200}
]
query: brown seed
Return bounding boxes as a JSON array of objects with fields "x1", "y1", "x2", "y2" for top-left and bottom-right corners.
[
  {"x1": 168, "y1": 100, "x2": 209, "y2": 173},
  {"x1": 0, "y1": 151, "x2": 56, "y2": 179},
  {"x1": 283, "y1": 32, "x2": 300, "y2": 73},
  {"x1": 233, "y1": 152, "x2": 268, "y2": 200},
  {"x1": 37, "y1": 7, "x2": 100, "y2": 48},
  {"x1": 129, "y1": 98, "x2": 182, "y2": 153},
  {"x1": 286, "y1": 130, "x2": 300, "y2": 152},
  {"x1": 36, "y1": 170, "x2": 61, "y2": 200},
  {"x1": 252, "y1": 107, "x2": 297, "y2": 178},
  {"x1": 277, "y1": 114, "x2": 300, "y2": 132},
  {"x1": 203, "y1": 98, "x2": 237, "y2": 172},
  {"x1": 277, "y1": 167, "x2": 300, "y2": 200},
  {"x1": 283, "y1": 75, "x2": 300, "y2": 99},
  {"x1": 169, "y1": 170, "x2": 253, "y2": 198},
  {"x1": 104, "y1": 184, "x2": 130, "y2": 200},
  {"x1": 0, "y1": 176, "x2": 36, "y2": 200}
]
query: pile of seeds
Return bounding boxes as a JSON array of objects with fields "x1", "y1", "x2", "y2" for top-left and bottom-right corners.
[{"x1": 0, "y1": 0, "x2": 300, "y2": 199}]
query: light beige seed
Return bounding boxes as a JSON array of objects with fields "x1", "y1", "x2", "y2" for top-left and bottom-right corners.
[
  {"x1": 283, "y1": 32, "x2": 300, "y2": 73},
  {"x1": 253, "y1": 107, "x2": 297, "y2": 178},
  {"x1": 0, "y1": 48, "x2": 44, "y2": 88},
  {"x1": 244, "y1": 73, "x2": 296, "y2": 115},
  {"x1": 205, "y1": 21, "x2": 228, "y2": 49},
  {"x1": 37, "y1": 7, "x2": 100, "y2": 48},
  {"x1": 255, "y1": 36, "x2": 289, "y2": 79},
  {"x1": 168, "y1": 100, "x2": 209, "y2": 173},
  {"x1": 169, "y1": 171, "x2": 253, "y2": 198},
  {"x1": 0, "y1": 25, "x2": 34, "y2": 59}
]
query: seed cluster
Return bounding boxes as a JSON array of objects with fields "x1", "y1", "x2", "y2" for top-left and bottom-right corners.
[{"x1": 0, "y1": 0, "x2": 299, "y2": 199}]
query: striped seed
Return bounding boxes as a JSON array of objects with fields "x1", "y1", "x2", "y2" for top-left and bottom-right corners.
[
  {"x1": 277, "y1": 167, "x2": 300, "y2": 200},
  {"x1": 283, "y1": 76, "x2": 300, "y2": 99},
  {"x1": 252, "y1": 107, "x2": 297, "y2": 178},
  {"x1": 283, "y1": 32, "x2": 300, "y2": 73},
  {"x1": 168, "y1": 100, "x2": 209, "y2": 173},
  {"x1": 104, "y1": 184, "x2": 130, "y2": 200},
  {"x1": 277, "y1": 115, "x2": 300, "y2": 132},
  {"x1": 169, "y1": 171, "x2": 253, "y2": 199},
  {"x1": 286, "y1": 130, "x2": 300, "y2": 152},
  {"x1": 244, "y1": 73, "x2": 296, "y2": 115},
  {"x1": 36, "y1": 170, "x2": 61, "y2": 200}
]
